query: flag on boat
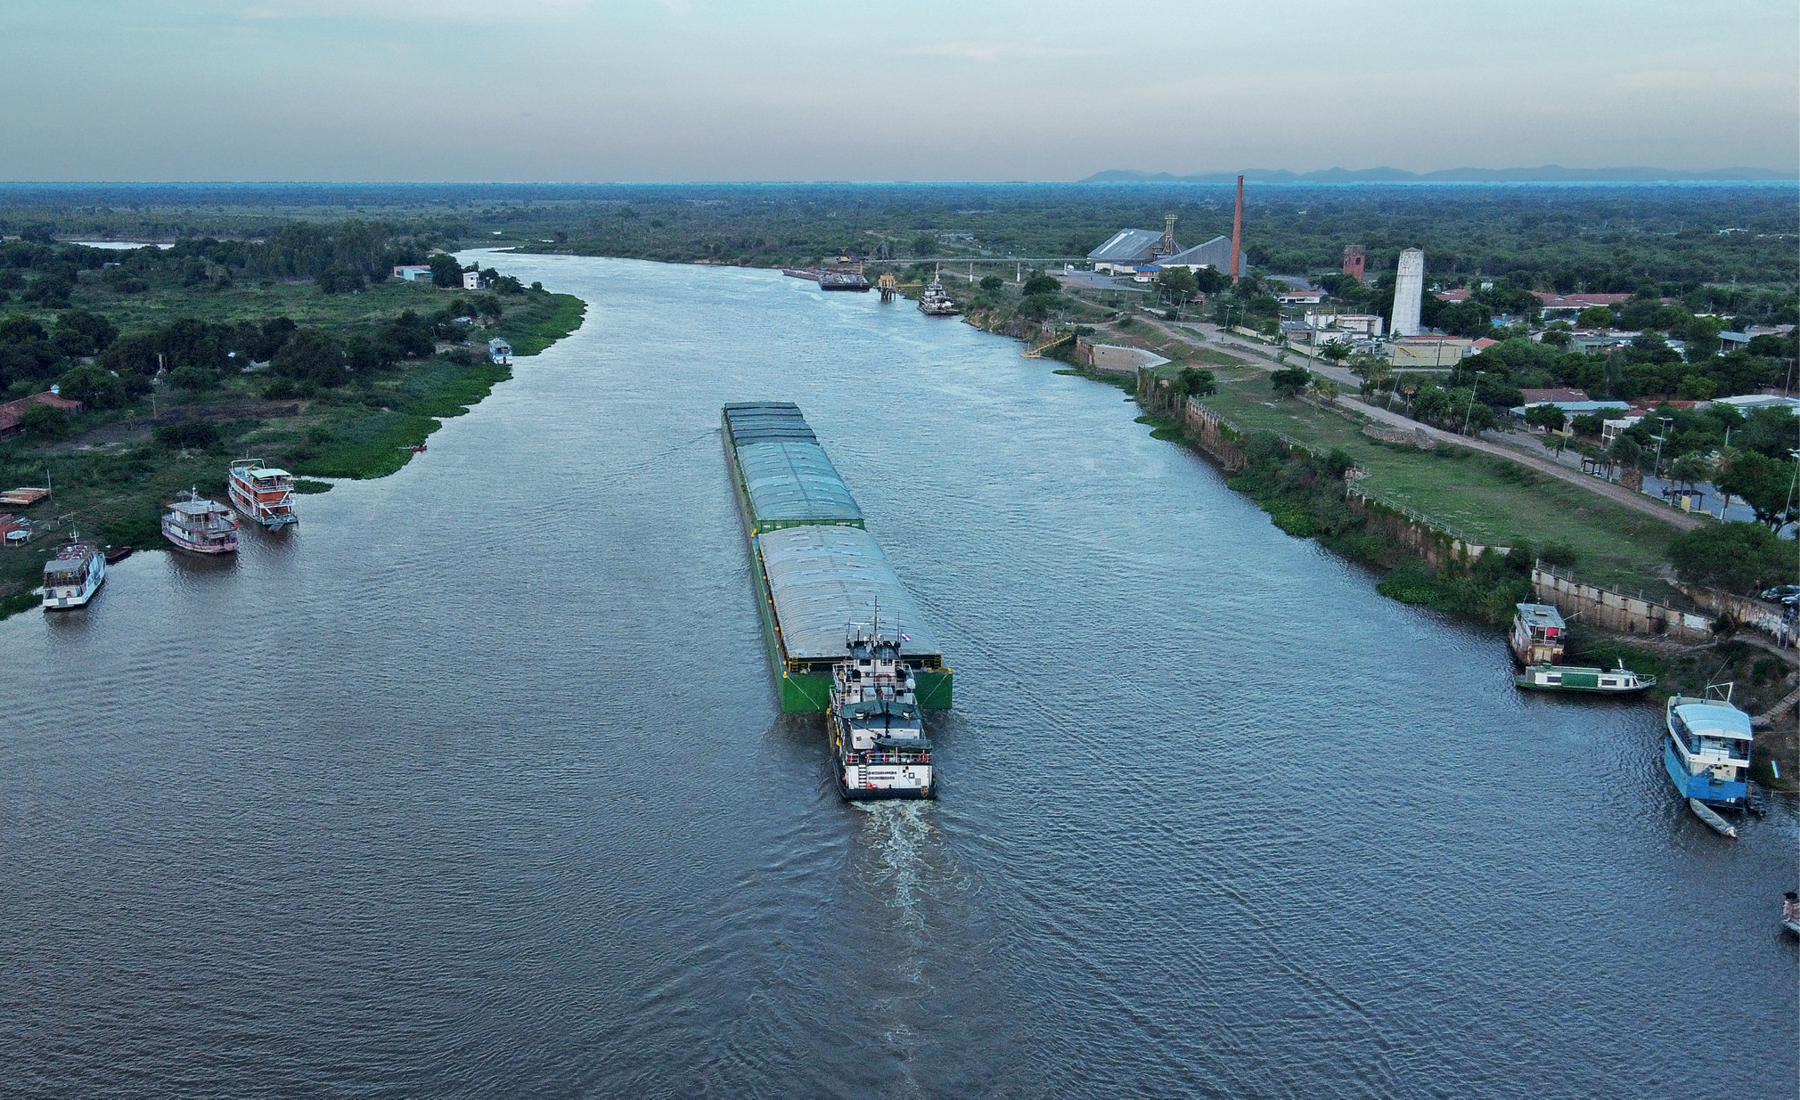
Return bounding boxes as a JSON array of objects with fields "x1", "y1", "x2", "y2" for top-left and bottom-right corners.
[{"x1": 901, "y1": 632, "x2": 911, "y2": 640}]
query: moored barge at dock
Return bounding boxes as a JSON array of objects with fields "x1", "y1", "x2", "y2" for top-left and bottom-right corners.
[
  {"x1": 162, "y1": 490, "x2": 239, "y2": 554},
  {"x1": 722, "y1": 401, "x2": 951, "y2": 714}
]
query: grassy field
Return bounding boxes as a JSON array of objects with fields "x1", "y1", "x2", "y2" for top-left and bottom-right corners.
[{"x1": 1191, "y1": 366, "x2": 1681, "y2": 594}]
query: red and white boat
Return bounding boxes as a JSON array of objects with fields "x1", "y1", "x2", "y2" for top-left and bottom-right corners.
[
  {"x1": 227, "y1": 458, "x2": 297, "y2": 529},
  {"x1": 162, "y1": 490, "x2": 239, "y2": 554}
]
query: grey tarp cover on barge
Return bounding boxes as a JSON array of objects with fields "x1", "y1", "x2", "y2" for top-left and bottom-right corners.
[
  {"x1": 722, "y1": 401, "x2": 818, "y2": 444},
  {"x1": 735, "y1": 440, "x2": 863, "y2": 528},
  {"x1": 756, "y1": 524, "x2": 941, "y2": 664}
]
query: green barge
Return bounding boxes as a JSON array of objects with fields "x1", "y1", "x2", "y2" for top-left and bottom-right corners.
[{"x1": 722, "y1": 402, "x2": 952, "y2": 713}]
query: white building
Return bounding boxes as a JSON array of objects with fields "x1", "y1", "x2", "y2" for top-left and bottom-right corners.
[
  {"x1": 462, "y1": 270, "x2": 484, "y2": 291},
  {"x1": 1391, "y1": 248, "x2": 1425, "y2": 337}
]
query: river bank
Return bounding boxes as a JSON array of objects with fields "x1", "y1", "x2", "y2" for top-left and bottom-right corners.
[{"x1": 0, "y1": 286, "x2": 585, "y2": 619}]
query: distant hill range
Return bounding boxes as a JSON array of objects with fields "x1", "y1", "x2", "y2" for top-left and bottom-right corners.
[{"x1": 1082, "y1": 166, "x2": 1793, "y2": 184}]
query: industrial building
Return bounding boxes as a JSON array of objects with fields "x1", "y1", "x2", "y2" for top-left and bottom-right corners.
[
  {"x1": 1390, "y1": 248, "x2": 1425, "y2": 336},
  {"x1": 1156, "y1": 236, "x2": 1236, "y2": 272},
  {"x1": 1087, "y1": 216, "x2": 1181, "y2": 273}
]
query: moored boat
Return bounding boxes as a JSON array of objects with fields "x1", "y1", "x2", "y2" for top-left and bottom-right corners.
[
  {"x1": 162, "y1": 490, "x2": 239, "y2": 554},
  {"x1": 1783, "y1": 892, "x2": 1800, "y2": 936},
  {"x1": 1515, "y1": 658, "x2": 1655, "y2": 694},
  {"x1": 1664, "y1": 684, "x2": 1752, "y2": 811},
  {"x1": 918, "y1": 280, "x2": 957, "y2": 316},
  {"x1": 1510, "y1": 603, "x2": 1566, "y2": 665},
  {"x1": 227, "y1": 458, "x2": 297, "y2": 529},
  {"x1": 41, "y1": 536, "x2": 105, "y2": 610},
  {"x1": 830, "y1": 615, "x2": 934, "y2": 800},
  {"x1": 1687, "y1": 799, "x2": 1737, "y2": 839}
]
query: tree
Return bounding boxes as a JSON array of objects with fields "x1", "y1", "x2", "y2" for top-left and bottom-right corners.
[
  {"x1": 56, "y1": 363, "x2": 126, "y2": 408},
  {"x1": 1570, "y1": 413, "x2": 1604, "y2": 439},
  {"x1": 1412, "y1": 380, "x2": 1452, "y2": 423},
  {"x1": 1175, "y1": 366, "x2": 1216, "y2": 397},
  {"x1": 1668, "y1": 521, "x2": 1793, "y2": 594},
  {"x1": 1270, "y1": 365, "x2": 1312, "y2": 398},
  {"x1": 1576, "y1": 305, "x2": 1615, "y2": 329},
  {"x1": 1524, "y1": 404, "x2": 1566, "y2": 433},
  {"x1": 427, "y1": 253, "x2": 463, "y2": 288},
  {"x1": 1716, "y1": 449, "x2": 1796, "y2": 530},
  {"x1": 20, "y1": 401, "x2": 71, "y2": 440},
  {"x1": 1156, "y1": 266, "x2": 1198, "y2": 304},
  {"x1": 979, "y1": 275, "x2": 1003, "y2": 291},
  {"x1": 273, "y1": 330, "x2": 349, "y2": 387},
  {"x1": 1667, "y1": 452, "x2": 1715, "y2": 493},
  {"x1": 1319, "y1": 339, "x2": 1351, "y2": 363},
  {"x1": 317, "y1": 264, "x2": 364, "y2": 294},
  {"x1": 1020, "y1": 273, "x2": 1060, "y2": 297},
  {"x1": 910, "y1": 234, "x2": 937, "y2": 258}
]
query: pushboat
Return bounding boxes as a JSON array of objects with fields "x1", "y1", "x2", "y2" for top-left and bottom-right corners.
[{"x1": 829, "y1": 612, "x2": 934, "y2": 800}]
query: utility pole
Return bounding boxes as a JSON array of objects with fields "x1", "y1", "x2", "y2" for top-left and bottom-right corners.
[
  {"x1": 1651, "y1": 416, "x2": 1674, "y2": 479},
  {"x1": 1460, "y1": 371, "x2": 1484, "y2": 436},
  {"x1": 1784, "y1": 448, "x2": 1800, "y2": 536}
]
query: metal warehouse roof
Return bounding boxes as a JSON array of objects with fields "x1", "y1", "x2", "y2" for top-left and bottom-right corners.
[
  {"x1": 757, "y1": 525, "x2": 940, "y2": 663},
  {"x1": 1088, "y1": 228, "x2": 1175, "y2": 264},
  {"x1": 736, "y1": 440, "x2": 863, "y2": 527},
  {"x1": 1158, "y1": 236, "x2": 1233, "y2": 269},
  {"x1": 724, "y1": 401, "x2": 818, "y2": 444}
]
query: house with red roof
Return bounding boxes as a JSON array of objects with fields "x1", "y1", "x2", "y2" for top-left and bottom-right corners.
[{"x1": 0, "y1": 391, "x2": 83, "y2": 440}]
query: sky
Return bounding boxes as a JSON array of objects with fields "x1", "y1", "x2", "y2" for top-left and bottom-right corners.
[{"x1": 4, "y1": 0, "x2": 1797, "y2": 182}]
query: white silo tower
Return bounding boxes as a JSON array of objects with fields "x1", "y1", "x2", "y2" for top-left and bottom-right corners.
[{"x1": 1391, "y1": 248, "x2": 1425, "y2": 336}]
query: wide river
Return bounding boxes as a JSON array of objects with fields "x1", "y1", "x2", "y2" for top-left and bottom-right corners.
[{"x1": 2, "y1": 257, "x2": 1794, "y2": 1098}]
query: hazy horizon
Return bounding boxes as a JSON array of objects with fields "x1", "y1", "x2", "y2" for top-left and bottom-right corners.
[{"x1": 6, "y1": 1, "x2": 1796, "y2": 182}]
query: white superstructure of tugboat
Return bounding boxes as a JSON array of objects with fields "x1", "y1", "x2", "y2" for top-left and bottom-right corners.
[
  {"x1": 829, "y1": 615, "x2": 934, "y2": 800},
  {"x1": 227, "y1": 458, "x2": 297, "y2": 529},
  {"x1": 1664, "y1": 683, "x2": 1752, "y2": 813},
  {"x1": 162, "y1": 489, "x2": 239, "y2": 554},
  {"x1": 41, "y1": 535, "x2": 105, "y2": 610},
  {"x1": 918, "y1": 280, "x2": 957, "y2": 316}
]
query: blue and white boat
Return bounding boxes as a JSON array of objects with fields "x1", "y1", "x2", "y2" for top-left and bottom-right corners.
[{"x1": 1664, "y1": 685, "x2": 1753, "y2": 810}]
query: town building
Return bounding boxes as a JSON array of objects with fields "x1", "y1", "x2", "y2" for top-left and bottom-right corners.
[
  {"x1": 1388, "y1": 334, "x2": 1471, "y2": 367},
  {"x1": 1532, "y1": 291, "x2": 1631, "y2": 317},
  {"x1": 1342, "y1": 244, "x2": 1366, "y2": 283},
  {"x1": 1304, "y1": 311, "x2": 1384, "y2": 337},
  {"x1": 1717, "y1": 330, "x2": 1751, "y2": 353},
  {"x1": 462, "y1": 270, "x2": 485, "y2": 291},
  {"x1": 393, "y1": 265, "x2": 434, "y2": 282},
  {"x1": 0, "y1": 391, "x2": 83, "y2": 440},
  {"x1": 1391, "y1": 248, "x2": 1425, "y2": 336}
]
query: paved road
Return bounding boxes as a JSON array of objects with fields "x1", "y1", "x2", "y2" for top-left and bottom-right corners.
[{"x1": 1156, "y1": 320, "x2": 1704, "y2": 531}]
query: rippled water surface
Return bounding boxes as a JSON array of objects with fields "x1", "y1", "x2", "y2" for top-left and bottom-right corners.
[{"x1": 3, "y1": 257, "x2": 1795, "y2": 1098}]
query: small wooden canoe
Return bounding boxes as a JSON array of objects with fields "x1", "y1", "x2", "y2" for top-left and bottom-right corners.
[{"x1": 1688, "y1": 798, "x2": 1738, "y2": 839}]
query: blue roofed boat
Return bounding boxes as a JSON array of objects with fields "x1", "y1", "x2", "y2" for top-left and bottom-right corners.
[{"x1": 1664, "y1": 684, "x2": 1753, "y2": 811}]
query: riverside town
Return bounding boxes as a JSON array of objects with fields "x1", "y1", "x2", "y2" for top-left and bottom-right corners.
[{"x1": 2, "y1": 5, "x2": 1797, "y2": 1089}]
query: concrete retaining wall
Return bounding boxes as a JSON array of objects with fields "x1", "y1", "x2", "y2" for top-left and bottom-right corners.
[{"x1": 1533, "y1": 567, "x2": 1714, "y2": 641}]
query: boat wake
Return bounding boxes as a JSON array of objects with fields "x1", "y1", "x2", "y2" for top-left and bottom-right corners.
[{"x1": 854, "y1": 800, "x2": 935, "y2": 946}]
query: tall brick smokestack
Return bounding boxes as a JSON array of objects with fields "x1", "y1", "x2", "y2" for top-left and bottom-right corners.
[{"x1": 1229, "y1": 175, "x2": 1243, "y2": 282}]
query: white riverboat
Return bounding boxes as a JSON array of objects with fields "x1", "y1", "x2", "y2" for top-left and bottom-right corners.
[
  {"x1": 1664, "y1": 683, "x2": 1752, "y2": 812},
  {"x1": 829, "y1": 615, "x2": 934, "y2": 800},
  {"x1": 227, "y1": 459, "x2": 297, "y2": 529},
  {"x1": 41, "y1": 537, "x2": 105, "y2": 610},
  {"x1": 1515, "y1": 659, "x2": 1655, "y2": 694},
  {"x1": 162, "y1": 490, "x2": 239, "y2": 554}
]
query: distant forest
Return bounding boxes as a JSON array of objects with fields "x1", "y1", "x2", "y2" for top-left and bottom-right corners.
[{"x1": 1, "y1": 181, "x2": 1795, "y2": 293}]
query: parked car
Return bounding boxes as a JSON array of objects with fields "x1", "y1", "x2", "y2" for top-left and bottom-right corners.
[{"x1": 1760, "y1": 585, "x2": 1800, "y2": 602}]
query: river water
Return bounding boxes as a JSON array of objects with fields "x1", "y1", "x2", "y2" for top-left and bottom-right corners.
[{"x1": 2, "y1": 256, "x2": 1794, "y2": 1098}]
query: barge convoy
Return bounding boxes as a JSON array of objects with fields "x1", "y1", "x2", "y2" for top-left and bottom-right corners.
[{"x1": 722, "y1": 401, "x2": 949, "y2": 798}]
